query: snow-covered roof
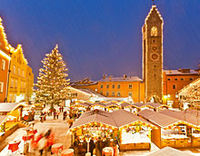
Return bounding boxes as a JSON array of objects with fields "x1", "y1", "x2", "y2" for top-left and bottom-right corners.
[
  {"x1": 178, "y1": 77, "x2": 200, "y2": 96},
  {"x1": 78, "y1": 89, "x2": 104, "y2": 97},
  {"x1": 139, "y1": 109, "x2": 180, "y2": 128},
  {"x1": 0, "y1": 102, "x2": 27, "y2": 112},
  {"x1": 164, "y1": 69, "x2": 199, "y2": 76},
  {"x1": 71, "y1": 109, "x2": 155, "y2": 129},
  {"x1": 99, "y1": 76, "x2": 142, "y2": 82}
]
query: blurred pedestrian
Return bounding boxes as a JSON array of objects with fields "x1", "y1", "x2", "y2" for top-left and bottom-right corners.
[
  {"x1": 38, "y1": 136, "x2": 47, "y2": 156},
  {"x1": 53, "y1": 111, "x2": 56, "y2": 120},
  {"x1": 63, "y1": 111, "x2": 67, "y2": 120}
]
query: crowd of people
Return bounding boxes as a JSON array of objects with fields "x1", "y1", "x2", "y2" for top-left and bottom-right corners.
[
  {"x1": 72, "y1": 136, "x2": 119, "y2": 156},
  {"x1": 39, "y1": 106, "x2": 69, "y2": 122}
]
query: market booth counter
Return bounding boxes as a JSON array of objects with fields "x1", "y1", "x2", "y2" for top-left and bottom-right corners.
[
  {"x1": 70, "y1": 109, "x2": 157, "y2": 154},
  {"x1": 191, "y1": 128, "x2": 200, "y2": 147},
  {"x1": 119, "y1": 125, "x2": 152, "y2": 151}
]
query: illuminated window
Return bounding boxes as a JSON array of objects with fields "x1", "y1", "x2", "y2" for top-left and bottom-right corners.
[
  {"x1": 112, "y1": 92, "x2": 115, "y2": 96},
  {"x1": 0, "y1": 82, "x2": 3, "y2": 92},
  {"x1": 117, "y1": 92, "x2": 121, "y2": 97},
  {"x1": 11, "y1": 79, "x2": 14, "y2": 88},
  {"x1": 151, "y1": 26, "x2": 158, "y2": 36},
  {"x1": 2, "y1": 59, "x2": 5, "y2": 70},
  {"x1": 129, "y1": 84, "x2": 132, "y2": 89}
]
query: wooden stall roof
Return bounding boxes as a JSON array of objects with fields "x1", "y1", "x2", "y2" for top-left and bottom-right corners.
[
  {"x1": 71, "y1": 110, "x2": 116, "y2": 129},
  {"x1": 147, "y1": 147, "x2": 193, "y2": 156},
  {"x1": 91, "y1": 102, "x2": 106, "y2": 107},
  {"x1": 111, "y1": 109, "x2": 155, "y2": 128},
  {"x1": 71, "y1": 109, "x2": 156, "y2": 129},
  {"x1": 139, "y1": 109, "x2": 180, "y2": 128},
  {"x1": 104, "y1": 102, "x2": 119, "y2": 107},
  {"x1": 132, "y1": 102, "x2": 164, "y2": 109},
  {"x1": 120, "y1": 102, "x2": 132, "y2": 107},
  {"x1": 159, "y1": 109, "x2": 200, "y2": 127},
  {"x1": 0, "y1": 102, "x2": 27, "y2": 112}
]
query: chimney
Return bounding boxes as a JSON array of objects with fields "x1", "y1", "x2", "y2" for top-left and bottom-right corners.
[
  {"x1": 178, "y1": 68, "x2": 190, "y2": 73},
  {"x1": 123, "y1": 74, "x2": 127, "y2": 79}
]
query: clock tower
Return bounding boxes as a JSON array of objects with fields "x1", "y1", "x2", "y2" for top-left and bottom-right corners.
[{"x1": 142, "y1": 5, "x2": 163, "y2": 102}]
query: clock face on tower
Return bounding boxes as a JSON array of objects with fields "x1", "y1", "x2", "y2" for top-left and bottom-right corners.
[{"x1": 150, "y1": 53, "x2": 159, "y2": 61}]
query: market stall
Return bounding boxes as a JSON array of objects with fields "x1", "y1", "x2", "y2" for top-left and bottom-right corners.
[
  {"x1": 120, "y1": 102, "x2": 134, "y2": 112},
  {"x1": 90, "y1": 102, "x2": 106, "y2": 111},
  {"x1": 104, "y1": 102, "x2": 120, "y2": 112},
  {"x1": 70, "y1": 110, "x2": 118, "y2": 155},
  {"x1": 160, "y1": 109, "x2": 200, "y2": 148},
  {"x1": 139, "y1": 109, "x2": 193, "y2": 148},
  {"x1": 70, "y1": 109, "x2": 157, "y2": 154},
  {"x1": 132, "y1": 102, "x2": 169, "y2": 113},
  {"x1": 110, "y1": 110, "x2": 156, "y2": 151}
]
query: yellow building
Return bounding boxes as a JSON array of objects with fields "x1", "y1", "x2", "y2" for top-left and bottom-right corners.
[
  {"x1": 96, "y1": 75, "x2": 145, "y2": 103},
  {"x1": 7, "y1": 45, "x2": 34, "y2": 103},
  {"x1": 26, "y1": 65, "x2": 34, "y2": 102}
]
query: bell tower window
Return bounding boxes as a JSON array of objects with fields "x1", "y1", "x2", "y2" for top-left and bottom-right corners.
[{"x1": 151, "y1": 26, "x2": 158, "y2": 36}]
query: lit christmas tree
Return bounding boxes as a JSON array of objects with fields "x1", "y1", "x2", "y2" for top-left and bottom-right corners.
[{"x1": 35, "y1": 45, "x2": 70, "y2": 109}]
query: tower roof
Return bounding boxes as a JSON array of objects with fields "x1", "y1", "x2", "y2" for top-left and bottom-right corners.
[{"x1": 145, "y1": 5, "x2": 163, "y2": 24}]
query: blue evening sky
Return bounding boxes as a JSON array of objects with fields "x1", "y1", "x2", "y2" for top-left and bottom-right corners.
[{"x1": 0, "y1": 0, "x2": 199, "y2": 81}]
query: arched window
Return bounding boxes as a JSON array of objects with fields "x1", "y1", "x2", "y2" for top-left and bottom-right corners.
[{"x1": 151, "y1": 26, "x2": 158, "y2": 36}]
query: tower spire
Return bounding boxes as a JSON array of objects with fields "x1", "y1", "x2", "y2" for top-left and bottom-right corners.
[{"x1": 152, "y1": 0, "x2": 155, "y2": 5}]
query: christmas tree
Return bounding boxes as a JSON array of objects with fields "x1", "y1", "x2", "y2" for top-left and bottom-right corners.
[{"x1": 35, "y1": 45, "x2": 70, "y2": 109}]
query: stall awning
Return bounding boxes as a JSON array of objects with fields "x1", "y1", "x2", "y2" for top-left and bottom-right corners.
[{"x1": 0, "y1": 102, "x2": 27, "y2": 113}]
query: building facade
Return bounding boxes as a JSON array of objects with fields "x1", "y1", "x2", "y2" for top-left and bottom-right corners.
[
  {"x1": 142, "y1": 5, "x2": 163, "y2": 102},
  {"x1": 7, "y1": 45, "x2": 34, "y2": 103},
  {"x1": 0, "y1": 18, "x2": 11, "y2": 102},
  {"x1": 96, "y1": 75, "x2": 144, "y2": 103},
  {"x1": 163, "y1": 69, "x2": 199, "y2": 107},
  {"x1": 71, "y1": 75, "x2": 145, "y2": 103}
]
